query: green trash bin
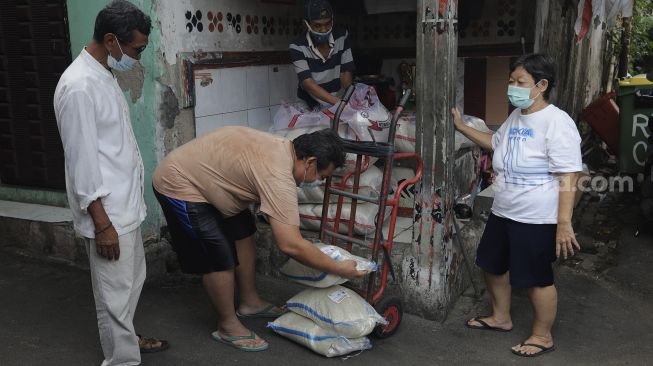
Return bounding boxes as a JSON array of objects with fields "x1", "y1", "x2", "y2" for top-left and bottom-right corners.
[{"x1": 616, "y1": 74, "x2": 653, "y2": 174}]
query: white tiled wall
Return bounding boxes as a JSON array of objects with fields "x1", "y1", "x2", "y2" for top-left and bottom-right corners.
[{"x1": 194, "y1": 64, "x2": 300, "y2": 137}]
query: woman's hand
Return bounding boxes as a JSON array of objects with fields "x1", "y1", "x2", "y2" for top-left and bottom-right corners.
[
  {"x1": 556, "y1": 222, "x2": 580, "y2": 259},
  {"x1": 451, "y1": 107, "x2": 465, "y2": 130}
]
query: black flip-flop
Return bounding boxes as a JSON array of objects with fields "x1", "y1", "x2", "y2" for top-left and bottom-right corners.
[
  {"x1": 511, "y1": 343, "x2": 555, "y2": 357},
  {"x1": 465, "y1": 316, "x2": 512, "y2": 332}
]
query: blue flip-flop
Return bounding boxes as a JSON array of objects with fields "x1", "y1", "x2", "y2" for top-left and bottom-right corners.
[{"x1": 211, "y1": 331, "x2": 269, "y2": 352}]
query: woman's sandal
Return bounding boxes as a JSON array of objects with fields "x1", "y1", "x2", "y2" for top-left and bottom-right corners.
[
  {"x1": 511, "y1": 343, "x2": 555, "y2": 357},
  {"x1": 465, "y1": 316, "x2": 512, "y2": 332}
]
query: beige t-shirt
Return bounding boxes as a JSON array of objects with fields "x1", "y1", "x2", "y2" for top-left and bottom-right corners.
[{"x1": 153, "y1": 126, "x2": 300, "y2": 226}]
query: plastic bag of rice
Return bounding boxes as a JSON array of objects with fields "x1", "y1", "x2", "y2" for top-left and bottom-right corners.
[
  {"x1": 286, "y1": 285, "x2": 387, "y2": 338},
  {"x1": 268, "y1": 312, "x2": 372, "y2": 357},
  {"x1": 279, "y1": 242, "x2": 377, "y2": 288}
]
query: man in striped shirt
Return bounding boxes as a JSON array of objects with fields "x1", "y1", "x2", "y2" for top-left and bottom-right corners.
[{"x1": 289, "y1": 0, "x2": 355, "y2": 109}]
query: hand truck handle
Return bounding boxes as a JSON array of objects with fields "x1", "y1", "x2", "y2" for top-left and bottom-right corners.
[
  {"x1": 398, "y1": 88, "x2": 412, "y2": 109},
  {"x1": 386, "y1": 88, "x2": 412, "y2": 143}
]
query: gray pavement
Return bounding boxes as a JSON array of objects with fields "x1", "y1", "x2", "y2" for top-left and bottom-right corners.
[
  {"x1": 0, "y1": 250, "x2": 651, "y2": 365},
  {"x1": 1, "y1": 210, "x2": 652, "y2": 365}
]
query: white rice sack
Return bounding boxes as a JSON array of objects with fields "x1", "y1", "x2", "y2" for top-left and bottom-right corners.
[
  {"x1": 268, "y1": 312, "x2": 372, "y2": 357},
  {"x1": 393, "y1": 113, "x2": 492, "y2": 152},
  {"x1": 336, "y1": 84, "x2": 391, "y2": 142},
  {"x1": 279, "y1": 242, "x2": 378, "y2": 288},
  {"x1": 298, "y1": 186, "x2": 326, "y2": 204},
  {"x1": 395, "y1": 114, "x2": 416, "y2": 153},
  {"x1": 298, "y1": 204, "x2": 321, "y2": 231},
  {"x1": 297, "y1": 165, "x2": 385, "y2": 204},
  {"x1": 300, "y1": 202, "x2": 390, "y2": 236},
  {"x1": 286, "y1": 285, "x2": 387, "y2": 338}
]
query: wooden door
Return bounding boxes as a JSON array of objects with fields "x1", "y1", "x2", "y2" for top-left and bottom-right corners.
[{"x1": 0, "y1": 0, "x2": 72, "y2": 189}]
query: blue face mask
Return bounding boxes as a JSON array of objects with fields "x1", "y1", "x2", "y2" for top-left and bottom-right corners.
[
  {"x1": 304, "y1": 20, "x2": 332, "y2": 45},
  {"x1": 299, "y1": 163, "x2": 324, "y2": 189},
  {"x1": 107, "y1": 36, "x2": 137, "y2": 72},
  {"x1": 507, "y1": 82, "x2": 542, "y2": 109}
]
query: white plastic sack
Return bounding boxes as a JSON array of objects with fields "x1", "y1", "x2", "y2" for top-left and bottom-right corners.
[
  {"x1": 268, "y1": 312, "x2": 372, "y2": 357},
  {"x1": 393, "y1": 113, "x2": 492, "y2": 152},
  {"x1": 395, "y1": 113, "x2": 416, "y2": 153},
  {"x1": 286, "y1": 285, "x2": 387, "y2": 338},
  {"x1": 334, "y1": 83, "x2": 391, "y2": 142},
  {"x1": 298, "y1": 165, "x2": 385, "y2": 204},
  {"x1": 299, "y1": 202, "x2": 390, "y2": 236},
  {"x1": 457, "y1": 115, "x2": 493, "y2": 150},
  {"x1": 271, "y1": 84, "x2": 390, "y2": 142},
  {"x1": 279, "y1": 242, "x2": 377, "y2": 288}
]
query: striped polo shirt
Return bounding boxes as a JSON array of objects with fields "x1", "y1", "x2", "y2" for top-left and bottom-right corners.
[{"x1": 289, "y1": 27, "x2": 355, "y2": 108}]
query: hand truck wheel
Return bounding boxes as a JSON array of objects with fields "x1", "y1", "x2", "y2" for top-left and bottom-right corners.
[{"x1": 371, "y1": 296, "x2": 402, "y2": 338}]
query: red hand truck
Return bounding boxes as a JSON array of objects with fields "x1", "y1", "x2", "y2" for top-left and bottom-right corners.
[{"x1": 319, "y1": 86, "x2": 422, "y2": 338}]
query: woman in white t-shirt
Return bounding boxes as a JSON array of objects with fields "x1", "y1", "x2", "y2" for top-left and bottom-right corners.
[{"x1": 452, "y1": 54, "x2": 582, "y2": 358}]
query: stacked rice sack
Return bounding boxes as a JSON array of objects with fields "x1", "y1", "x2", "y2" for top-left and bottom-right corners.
[
  {"x1": 270, "y1": 85, "x2": 395, "y2": 235},
  {"x1": 394, "y1": 112, "x2": 493, "y2": 153},
  {"x1": 270, "y1": 242, "x2": 386, "y2": 357}
]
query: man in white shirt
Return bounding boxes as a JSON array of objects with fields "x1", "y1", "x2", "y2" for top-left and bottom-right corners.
[{"x1": 54, "y1": 1, "x2": 168, "y2": 365}]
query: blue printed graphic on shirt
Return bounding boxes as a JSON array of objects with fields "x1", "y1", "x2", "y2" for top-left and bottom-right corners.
[{"x1": 502, "y1": 127, "x2": 553, "y2": 186}]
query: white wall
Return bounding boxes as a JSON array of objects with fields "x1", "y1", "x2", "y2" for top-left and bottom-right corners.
[
  {"x1": 156, "y1": 0, "x2": 302, "y2": 65},
  {"x1": 155, "y1": 0, "x2": 305, "y2": 136},
  {"x1": 194, "y1": 64, "x2": 300, "y2": 135}
]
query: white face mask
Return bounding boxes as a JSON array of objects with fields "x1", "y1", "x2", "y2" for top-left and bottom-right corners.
[
  {"x1": 107, "y1": 35, "x2": 137, "y2": 72},
  {"x1": 298, "y1": 162, "x2": 324, "y2": 188}
]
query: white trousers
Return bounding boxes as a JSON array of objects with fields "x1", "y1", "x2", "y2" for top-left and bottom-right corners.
[{"x1": 86, "y1": 227, "x2": 146, "y2": 366}]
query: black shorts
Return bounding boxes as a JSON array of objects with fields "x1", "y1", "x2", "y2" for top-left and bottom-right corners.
[
  {"x1": 476, "y1": 213, "x2": 557, "y2": 288},
  {"x1": 154, "y1": 188, "x2": 257, "y2": 274}
]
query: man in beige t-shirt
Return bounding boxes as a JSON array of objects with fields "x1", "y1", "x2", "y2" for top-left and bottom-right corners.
[{"x1": 153, "y1": 126, "x2": 366, "y2": 351}]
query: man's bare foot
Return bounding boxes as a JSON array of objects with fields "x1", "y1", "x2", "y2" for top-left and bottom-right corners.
[{"x1": 466, "y1": 315, "x2": 513, "y2": 331}]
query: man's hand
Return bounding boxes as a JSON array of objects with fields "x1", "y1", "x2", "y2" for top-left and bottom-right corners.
[
  {"x1": 95, "y1": 225, "x2": 120, "y2": 260},
  {"x1": 337, "y1": 260, "x2": 369, "y2": 279},
  {"x1": 556, "y1": 222, "x2": 580, "y2": 259}
]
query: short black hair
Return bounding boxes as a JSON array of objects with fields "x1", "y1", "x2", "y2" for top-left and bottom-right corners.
[
  {"x1": 93, "y1": 0, "x2": 152, "y2": 43},
  {"x1": 293, "y1": 129, "x2": 345, "y2": 170},
  {"x1": 510, "y1": 53, "x2": 556, "y2": 100}
]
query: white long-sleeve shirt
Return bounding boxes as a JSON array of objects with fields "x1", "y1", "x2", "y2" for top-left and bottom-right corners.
[{"x1": 54, "y1": 49, "x2": 146, "y2": 238}]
